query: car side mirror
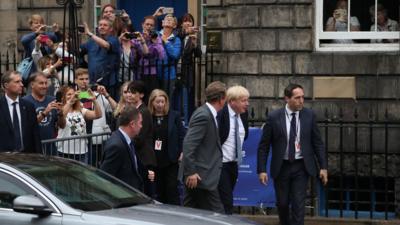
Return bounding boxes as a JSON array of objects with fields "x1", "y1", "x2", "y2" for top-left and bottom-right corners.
[{"x1": 13, "y1": 195, "x2": 53, "y2": 217}]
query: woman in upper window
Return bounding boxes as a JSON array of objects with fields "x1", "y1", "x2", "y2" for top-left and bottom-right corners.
[
  {"x1": 369, "y1": 4, "x2": 399, "y2": 43},
  {"x1": 325, "y1": 0, "x2": 360, "y2": 43}
]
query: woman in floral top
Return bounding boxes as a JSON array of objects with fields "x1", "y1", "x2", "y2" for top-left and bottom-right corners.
[{"x1": 56, "y1": 86, "x2": 101, "y2": 163}]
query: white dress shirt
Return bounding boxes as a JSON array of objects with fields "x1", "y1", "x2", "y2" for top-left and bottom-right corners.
[
  {"x1": 5, "y1": 94, "x2": 22, "y2": 135},
  {"x1": 285, "y1": 104, "x2": 303, "y2": 160},
  {"x1": 206, "y1": 102, "x2": 218, "y2": 128},
  {"x1": 222, "y1": 104, "x2": 245, "y2": 162}
]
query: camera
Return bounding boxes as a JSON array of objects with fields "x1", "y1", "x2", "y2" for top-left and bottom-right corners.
[
  {"x1": 77, "y1": 25, "x2": 85, "y2": 33},
  {"x1": 55, "y1": 91, "x2": 63, "y2": 103},
  {"x1": 124, "y1": 32, "x2": 139, "y2": 40},
  {"x1": 39, "y1": 35, "x2": 49, "y2": 44},
  {"x1": 334, "y1": 9, "x2": 347, "y2": 22},
  {"x1": 90, "y1": 84, "x2": 98, "y2": 92},
  {"x1": 114, "y1": 9, "x2": 123, "y2": 17},
  {"x1": 149, "y1": 30, "x2": 158, "y2": 39},
  {"x1": 62, "y1": 56, "x2": 72, "y2": 63},
  {"x1": 162, "y1": 7, "x2": 174, "y2": 14}
]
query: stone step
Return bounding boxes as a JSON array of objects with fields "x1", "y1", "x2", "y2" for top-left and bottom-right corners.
[{"x1": 244, "y1": 215, "x2": 400, "y2": 225}]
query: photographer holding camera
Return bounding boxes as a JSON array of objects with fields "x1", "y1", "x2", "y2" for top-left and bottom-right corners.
[
  {"x1": 325, "y1": 0, "x2": 360, "y2": 43},
  {"x1": 140, "y1": 15, "x2": 165, "y2": 93},
  {"x1": 118, "y1": 26, "x2": 149, "y2": 82},
  {"x1": 21, "y1": 14, "x2": 61, "y2": 59}
]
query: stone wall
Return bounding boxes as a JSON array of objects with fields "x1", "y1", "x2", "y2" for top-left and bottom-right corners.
[
  {"x1": 206, "y1": 0, "x2": 400, "y2": 218},
  {"x1": 206, "y1": 0, "x2": 400, "y2": 121}
]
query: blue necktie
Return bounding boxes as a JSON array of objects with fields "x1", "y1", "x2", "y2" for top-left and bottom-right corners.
[
  {"x1": 129, "y1": 142, "x2": 138, "y2": 172},
  {"x1": 235, "y1": 114, "x2": 242, "y2": 164},
  {"x1": 288, "y1": 112, "x2": 296, "y2": 162},
  {"x1": 12, "y1": 102, "x2": 22, "y2": 151}
]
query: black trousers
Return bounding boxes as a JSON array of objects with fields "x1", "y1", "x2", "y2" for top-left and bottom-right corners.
[
  {"x1": 218, "y1": 162, "x2": 238, "y2": 214},
  {"x1": 155, "y1": 163, "x2": 180, "y2": 205},
  {"x1": 274, "y1": 159, "x2": 309, "y2": 225},
  {"x1": 183, "y1": 186, "x2": 224, "y2": 213}
]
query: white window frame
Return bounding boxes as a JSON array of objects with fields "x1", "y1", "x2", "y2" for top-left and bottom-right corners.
[{"x1": 315, "y1": 0, "x2": 400, "y2": 52}]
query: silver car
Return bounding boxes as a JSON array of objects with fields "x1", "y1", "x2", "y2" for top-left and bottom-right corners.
[{"x1": 0, "y1": 153, "x2": 259, "y2": 225}]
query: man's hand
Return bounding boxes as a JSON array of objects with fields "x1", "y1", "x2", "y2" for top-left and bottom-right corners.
[
  {"x1": 185, "y1": 173, "x2": 201, "y2": 189},
  {"x1": 258, "y1": 172, "x2": 268, "y2": 185},
  {"x1": 320, "y1": 169, "x2": 328, "y2": 186},
  {"x1": 148, "y1": 170, "x2": 155, "y2": 182}
]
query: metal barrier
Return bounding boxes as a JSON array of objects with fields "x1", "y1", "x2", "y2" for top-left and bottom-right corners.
[{"x1": 41, "y1": 132, "x2": 111, "y2": 168}]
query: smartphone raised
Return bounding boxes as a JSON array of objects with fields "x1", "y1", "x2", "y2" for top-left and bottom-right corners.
[
  {"x1": 162, "y1": 7, "x2": 174, "y2": 14},
  {"x1": 55, "y1": 91, "x2": 63, "y2": 103},
  {"x1": 114, "y1": 9, "x2": 123, "y2": 17}
]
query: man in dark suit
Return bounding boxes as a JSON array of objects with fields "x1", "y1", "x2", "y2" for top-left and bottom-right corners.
[
  {"x1": 216, "y1": 85, "x2": 249, "y2": 214},
  {"x1": 257, "y1": 83, "x2": 328, "y2": 225},
  {"x1": 180, "y1": 81, "x2": 226, "y2": 213},
  {"x1": 100, "y1": 105, "x2": 144, "y2": 190},
  {"x1": 128, "y1": 81, "x2": 156, "y2": 196},
  {"x1": 0, "y1": 71, "x2": 41, "y2": 153}
]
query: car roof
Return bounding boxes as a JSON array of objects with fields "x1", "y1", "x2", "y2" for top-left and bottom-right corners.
[{"x1": 0, "y1": 152, "x2": 83, "y2": 169}]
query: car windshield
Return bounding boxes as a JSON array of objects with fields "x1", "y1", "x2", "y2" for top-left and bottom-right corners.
[{"x1": 15, "y1": 158, "x2": 152, "y2": 211}]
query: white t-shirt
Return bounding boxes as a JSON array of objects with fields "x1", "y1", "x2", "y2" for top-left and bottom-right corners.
[
  {"x1": 92, "y1": 93, "x2": 112, "y2": 144},
  {"x1": 57, "y1": 108, "x2": 88, "y2": 155}
]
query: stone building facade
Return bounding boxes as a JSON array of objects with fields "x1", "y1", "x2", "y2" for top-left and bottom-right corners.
[
  {"x1": 0, "y1": 0, "x2": 398, "y2": 219},
  {"x1": 205, "y1": 0, "x2": 399, "y2": 218}
]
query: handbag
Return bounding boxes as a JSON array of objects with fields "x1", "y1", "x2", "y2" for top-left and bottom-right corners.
[{"x1": 17, "y1": 57, "x2": 34, "y2": 82}]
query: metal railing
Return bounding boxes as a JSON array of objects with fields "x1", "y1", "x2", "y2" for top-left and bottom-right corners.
[{"x1": 41, "y1": 132, "x2": 111, "y2": 168}]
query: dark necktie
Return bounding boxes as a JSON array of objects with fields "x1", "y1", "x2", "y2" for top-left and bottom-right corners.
[
  {"x1": 235, "y1": 114, "x2": 242, "y2": 164},
  {"x1": 288, "y1": 112, "x2": 296, "y2": 162},
  {"x1": 129, "y1": 142, "x2": 138, "y2": 173},
  {"x1": 12, "y1": 102, "x2": 22, "y2": 151}
]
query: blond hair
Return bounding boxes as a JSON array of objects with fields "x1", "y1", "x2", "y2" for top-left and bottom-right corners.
[
  {"x1": 226, "y1": 85, "x2": 250, "y2": 102},
  {"x1": 148, "y1": 89, "x2": 170, "y2": 115},
  {"x1": 29, "y1": 14, "x2": 44, "y2": 25},
  {"x1": 113, "y1": 81, "x2": 131, "y2": 117}
]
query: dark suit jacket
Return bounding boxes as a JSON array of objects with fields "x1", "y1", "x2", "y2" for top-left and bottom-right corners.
[
  {"x1": 166, "y1": 110, "x2": 185, "y2": 162},
  {"x1": 135, "y1": 103, "x2": 157, "y2": 168},
  {"x1": 217, "y1": 104, "x2": 249, "y2": 145},
  {"x1": 101, "y1": 129, "x2": 143, "y2": 190},
  {"x1": 180, "y1": 104, "x2": 222, "y2": 190},
  {"x1": 257, "y1": 107, "x2": 327, "y2": 179},
  {"x1": 0, "y1": 96, "x2": 41, "y2": 153}
]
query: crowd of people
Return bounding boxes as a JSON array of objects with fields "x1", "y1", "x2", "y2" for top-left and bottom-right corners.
[
  {"x1": 0, "y1": 3, "x2": 330, "y2": 224},
  {"x1": 19, "y1": 4, "x2": 201, "y2": 123}
]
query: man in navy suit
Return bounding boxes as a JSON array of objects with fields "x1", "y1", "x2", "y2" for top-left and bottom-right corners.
[
  {"x1": 100, "y1": 105, "x2": 144, "y2": 190},
  {"x1": 216, "y1": 85, "x2": 249, "y2": 214},
  {"x1": 257, "y1": 83, "x2": 328, "y2": 225},
  {"x1": 0, "y1": 71, "x2": 41, "y2": 153}
]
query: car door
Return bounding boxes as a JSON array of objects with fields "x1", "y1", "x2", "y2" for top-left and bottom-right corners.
[{"x1": 0, "y1": 170, "x2": 62, "y2": 225}]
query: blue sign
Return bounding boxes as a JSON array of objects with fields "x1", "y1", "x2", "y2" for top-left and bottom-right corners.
[{"x1": 233, "y1": 127, "x2": 276, "y2": 207}]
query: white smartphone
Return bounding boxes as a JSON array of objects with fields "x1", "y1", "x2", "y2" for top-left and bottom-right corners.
[{"x1": 163, "y1": 7, "x2": 174, "y2": 14}]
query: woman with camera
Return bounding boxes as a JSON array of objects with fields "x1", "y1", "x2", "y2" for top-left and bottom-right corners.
[
  {"x1": 176, "y1": 13, "x2": 202, "y2": 124},
  {"x1": 140, "y1": 15, "x2": 165, "y2": 94},
  {"x1": 56, "y1": 85, "x2": 101, "y2": 163},
  {"x1": 118, "y1": 26, "x2": 149, "y2": 82},
  {"x1": 325, "y1": 0, "x2": 360, "y2": 43}
]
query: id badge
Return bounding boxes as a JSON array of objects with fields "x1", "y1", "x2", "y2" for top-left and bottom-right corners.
[
  {"x1": 295, "y1": 140, "x2": 301, "y2": 153},
  {"x1": 155, "y1": 140, "x2": 162, "y2": 151}
]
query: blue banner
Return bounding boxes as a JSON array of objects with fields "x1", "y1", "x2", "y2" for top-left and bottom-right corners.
[{"x1": 233, "y1": 127, "x2": 276, "y2": 207}]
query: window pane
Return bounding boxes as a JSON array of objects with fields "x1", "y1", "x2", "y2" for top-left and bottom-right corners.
[{"x1": 0, "y1": 172, "x2": 34, "y2": 209}]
